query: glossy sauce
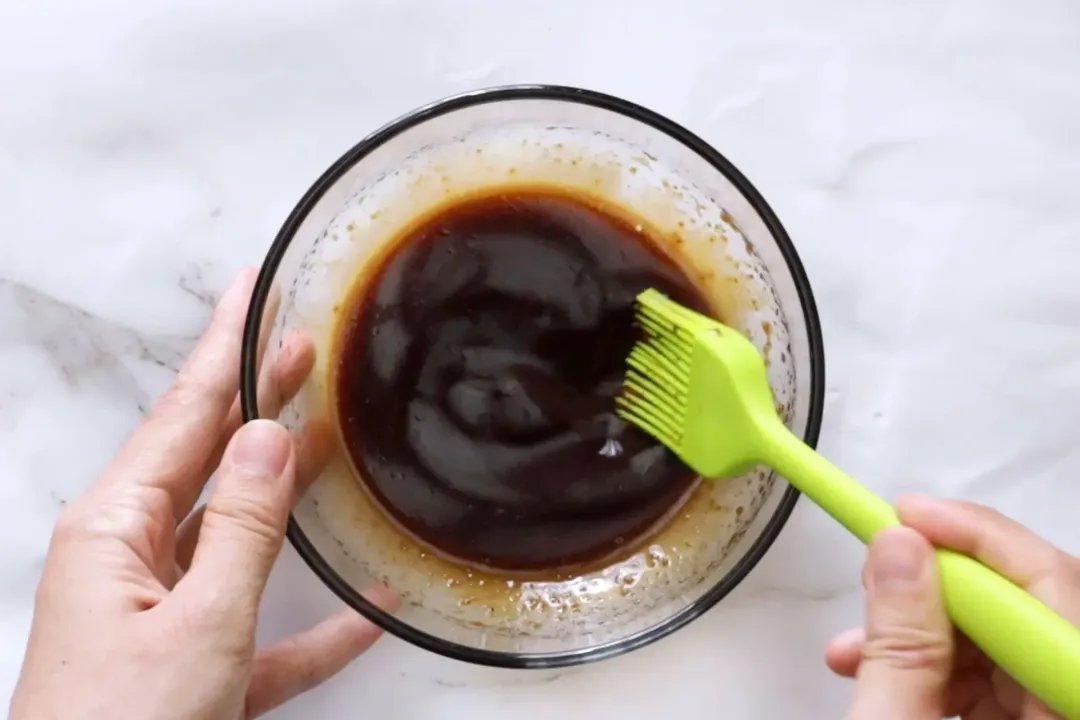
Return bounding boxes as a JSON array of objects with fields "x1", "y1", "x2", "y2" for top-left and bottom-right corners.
[{"x1": 333, "y1": 188, "x2": 710, "y2": 571}]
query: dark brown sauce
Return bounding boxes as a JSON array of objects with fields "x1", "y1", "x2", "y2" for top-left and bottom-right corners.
[{"x1": 333, "y1": 187, "x2": 710, "y2": 571}]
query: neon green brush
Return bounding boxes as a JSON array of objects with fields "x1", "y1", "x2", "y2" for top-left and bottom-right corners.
[{"x1": 617, "y1": 287, "x2": 1080, "y2": 720}]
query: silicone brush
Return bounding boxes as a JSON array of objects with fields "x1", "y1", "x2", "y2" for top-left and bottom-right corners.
[{"x1": 616, "y1": 287, "x2": 1080, "y2": 720}]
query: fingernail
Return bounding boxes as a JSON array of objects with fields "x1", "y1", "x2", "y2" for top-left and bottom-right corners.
[
  {"x1": 231, "y1": 420, "x2": 291, "y2": 476},
  {"x1": 870, "y1": 527, "x2": 928, "y2": 591}
]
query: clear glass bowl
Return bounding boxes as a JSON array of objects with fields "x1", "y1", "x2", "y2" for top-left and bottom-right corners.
[{"x1": 241, "y1": 85, "x2": 825, "y2": 668}]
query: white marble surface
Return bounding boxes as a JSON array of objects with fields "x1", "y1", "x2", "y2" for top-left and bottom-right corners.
[{"x1": 4, "y1": 0, "x2": 1080, "y2": 717}]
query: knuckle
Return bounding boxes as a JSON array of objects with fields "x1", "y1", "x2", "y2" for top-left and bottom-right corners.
[
  {"x1": 1051, "y1": 550, "x2": 1080, "y2": 580},
  {"x1": 1020, "y1": 543, "x2": 1073, "y2": 595},
  {"x1": 88, "y1": 488, "x2": 169, "y2": 540},
  {"x1": 1062, "y1": 556, "x2": 1080, "y2": 597},
  {"x1": 203, "y1": 495, "x2": 285, "y2": 549},
  {"x1": 51, "y1": 505, "x2": 88, "y2": 544},
  {"x1": 1036, "y1": 553, "x2": 1080, "y2": 622},
  {"x1": 151, "y1": 367, "x2": 231, "y2": 421},
  {"x1": 150, "y1": 379, "x2": 200, "y2": 419},
  {"x1": 282, "y1": 639, "x2": 322, "y2": 690},
  {"x1": 178, "y1": 587, "x2": 257, "y2": 643},
  {"x1": 864, "y1": 626, "x2": 952, "y2": 671}
]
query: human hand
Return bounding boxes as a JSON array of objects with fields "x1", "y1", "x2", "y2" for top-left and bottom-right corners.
[
  {"x1": 830, "y1": 495, "x2": 1080, "y2": 719},
  {"x1": 10, "y1": 270, "x2": 396, "y2": 720}
]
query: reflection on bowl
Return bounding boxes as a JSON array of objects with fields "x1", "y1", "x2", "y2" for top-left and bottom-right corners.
[{"x1": 241, "y1": 85, "x2": 825, "y2": 668}]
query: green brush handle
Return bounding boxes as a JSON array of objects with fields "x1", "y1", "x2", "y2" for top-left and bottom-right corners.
[{"x1": 758, "y1": 421, "x2": 1080, "y2": 720}]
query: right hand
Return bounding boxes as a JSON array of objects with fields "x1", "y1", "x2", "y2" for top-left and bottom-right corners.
[{"x1": 827, "y1": 495, "x2": 1080, "y2": 719}]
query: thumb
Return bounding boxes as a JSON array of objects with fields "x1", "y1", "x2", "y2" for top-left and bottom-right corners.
[
  {"x1": 846, "y1": 526, "x2": 953, "y2": 720},
  {"x1": 178, "y1": 420, "x2": 295, "y2": 625}
]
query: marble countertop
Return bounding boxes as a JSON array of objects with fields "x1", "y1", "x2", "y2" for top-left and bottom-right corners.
[{"x1": 4, "y1": 1, "x2": 1080, "y2": 717}]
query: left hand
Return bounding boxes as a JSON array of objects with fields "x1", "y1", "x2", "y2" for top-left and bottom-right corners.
[{"x1": 10, "y1": 269, "x2": 396, "y2": 720}]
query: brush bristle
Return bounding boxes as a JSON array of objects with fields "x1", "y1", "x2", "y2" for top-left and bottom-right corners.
[{"x1": 616, "y1": 289, "x2": 713, "y2": 449}]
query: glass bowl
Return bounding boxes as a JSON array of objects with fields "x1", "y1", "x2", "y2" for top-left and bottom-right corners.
[{"x1": 241, "y1": 85, "x2": 825, "y2": 668}]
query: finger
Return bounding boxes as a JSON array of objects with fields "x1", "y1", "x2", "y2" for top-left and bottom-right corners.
[
  {"x1": 986, "y1": 666, "x2": 1061, "y2": 720},
  {"x1": 954, "y1": 630, "x2": 991, "y2": 673},
  {"x1": 244, "y1": 589, "x2": 400, "y2": 718},
  {"x1": 846, "y1": 527, "x2": 953, "y2": 720},
  {"x1": 1019, "y1": 694, "x2": 1063, "y2": 720},
  {"x1": 945, "y1": 671, "x2": 995, "y2": 718},
  {"x1": 897, "y1": 495, "x2": 1076, "y2": 608},
  {"x1": 990, "y1": 666, "x2": 1025, "y2": 717},
  {"x1": 292, "y1": 417, "x2": 334, "y2": 497},
  {"x1": 202, "y1": 331, "x2": 314, "y2": 482},
  {"x1": 965, "y1": 696, "x2": 1014, "y2": 720},
  {"x1": 175, "y1": 420, "x2": 295, "y2": 620},
  {"x1": 174, "y1": 418, "x2": 333, "y2": 576},
  {"x1": 175, "y1": 505, "x2": 207, "y2": 574},
  {"x1": 827, "y1": 628, "x2": 991, "y2": 717},
  {"x1": 825, "y1": 627, "x2": 864, "y2": 677},
  {"x1": 901, "y1": 496, "x2": 1080, "y2": 717},
  {"x1": 830, "y1": 627, "x2": 988, "y2": 679},
  {"x1": 96, "y1": 270, "x2": 257, "y2": 521},
  {"x1": 175, "y1": 330, "x2": 302, "y2": 576}
]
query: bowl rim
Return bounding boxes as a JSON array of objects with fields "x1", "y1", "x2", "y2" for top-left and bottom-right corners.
[{"x1": 241, "y1": 83, "x2": 825, "y2": 669}]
